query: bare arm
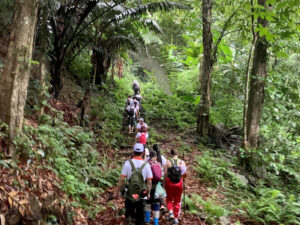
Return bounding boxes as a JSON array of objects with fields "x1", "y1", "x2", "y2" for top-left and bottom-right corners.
[
  {"x1": 113, "y1": 176, "x2": 126, "y2": 198},
  {"x1": 146, "y1": 179, "x2": 152, "y2": 199},
  {"x1": 163, "y1": 160, "x2": 170, "y2": 186},
  {"x1": 181, "y1": 160, "x2": 187, "y2": 179}
]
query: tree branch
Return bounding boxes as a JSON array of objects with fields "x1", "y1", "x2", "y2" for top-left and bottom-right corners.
[{"x1": 212, "y1": 9, "x2": 238, "y2": 63}]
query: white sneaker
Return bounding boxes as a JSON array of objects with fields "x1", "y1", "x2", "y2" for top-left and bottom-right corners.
[
  {"x1": 167, "y1": 212, "x2": 174, "y2": 220},
  {"x1": 173, "y1": 218, "x2": 179, "y2": 224}
]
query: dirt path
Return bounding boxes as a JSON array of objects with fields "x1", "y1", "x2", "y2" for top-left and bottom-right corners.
[{"x1": 88, "y1": 127, "x2": 210, "y2": 225}]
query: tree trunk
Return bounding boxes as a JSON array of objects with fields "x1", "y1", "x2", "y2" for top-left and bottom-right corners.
[
  {"x1": 197, "y1": 0, "x2": 213, "y2": 138},
  {"x1": 50, "y1": 58, "x2": 63, "y2": 98},
  {"x1": 110, "y1": 61, "x2": 115, "y2": 82},
  {"x1": 116, "y1": 57, "x2": 123, "y2": 78},
  {"x1": 79, "y1": 88, "x2": 91, "y2": 127},
  {"x1": 243, "y1": 0, "x2": 257, "y2": 150},
  {"x1": 0, "y1": 0, "x2": 39, "y2": 156},
  {"x1": 37, "y1": 59, "x2": 46, "y2": 119},
  {"x1": 91, "y1": 50, "x2": 111, "y2": 86},
  {"x1": 246, "y1": 0, "x2": 269, "y2": 149}
]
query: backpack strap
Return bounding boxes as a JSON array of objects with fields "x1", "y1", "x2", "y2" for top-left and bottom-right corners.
[
  {"x1": 130, "y1": 160, "x2": 147, "y2": 173},
  {"x1": 139, "y1": 162, "x2": 147, "y2": 172},
  {"x1": 129, "y1": 159, "x2": 136, "y2": 171},
  {"x1": 171, "y1": 159, "x2": 178, "y2": 166}
]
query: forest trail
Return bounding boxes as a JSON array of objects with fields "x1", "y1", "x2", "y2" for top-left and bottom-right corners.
[{"x1": 87, "y1": 126, "x2": 225, "y2": 225}]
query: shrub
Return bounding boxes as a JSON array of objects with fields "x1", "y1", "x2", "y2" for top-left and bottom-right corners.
[{"x1": 194, "y1": 151, "x2": 246, "y2": 189}]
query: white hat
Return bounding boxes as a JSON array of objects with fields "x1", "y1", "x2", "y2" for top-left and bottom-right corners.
[{"x1": 134, "y1": 143, "x2": 144, "y2": 153}]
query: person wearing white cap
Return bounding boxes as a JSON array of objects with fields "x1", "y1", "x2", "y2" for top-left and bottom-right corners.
[
  {"x1": 136, "y1": 118, "x2": 148, "y2": 132},
  {"x1": 113, "y1": 143, "x2": 153, "y2": 225}
]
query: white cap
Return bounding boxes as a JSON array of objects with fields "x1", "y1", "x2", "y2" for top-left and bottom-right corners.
[{"x1": 134, "y1": 143, "x2": 144, "y2": 152}]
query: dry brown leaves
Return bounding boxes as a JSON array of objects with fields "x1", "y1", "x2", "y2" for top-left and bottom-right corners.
[
  {"x1": 48, "y1": 99, "x2": 80, "y2": 126},
  {"x1": 0, "y1": 160, "x2": 69, "y2": 224}
]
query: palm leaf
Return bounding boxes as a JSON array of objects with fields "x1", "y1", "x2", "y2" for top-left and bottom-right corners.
[
  {"x1": 139, "y1": 18, "x2": 163, "y2": 34},
  {"x1": 113, "y1": 2, "x2": 190, "y2": 22}
]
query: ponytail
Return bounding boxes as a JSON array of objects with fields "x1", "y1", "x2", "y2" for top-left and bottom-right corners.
[{"x1": 153, "y1": 144, "x2": 162, "y2": 164}]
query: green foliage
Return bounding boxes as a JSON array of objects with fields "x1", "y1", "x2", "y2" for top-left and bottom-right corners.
[
  {"x1": 186, "y1": 194, "x2": 228, "y2": 225},
  {"x1": 194, "y1": 151, "x2": 246, "y2": 189},
  {"x1": 0, "y1": 0, "x2": 14, "y2": 30},
  {"x1": 89, "y1": 75, "x2": 136, "y2": 147},
  {"x1": 241, "y1": 188, "x2": 300, "y2": 224},
  {"x1": 90, "y1": 94, "x2": 126, "y2": 147},
  {"x1": 69, "y1": 51, "x2": 92, "y2": 81},
  {"x1": 142, "y1": 80, "x2": 196, "y2": 129},
  {"x1": 169, "y1": 68, "x2": 199, "y2": 95},
  {"x1": 210, "y1": 94, "x2": 243, "y2": 127},
  {"x1": 13, "y1": 115, "x2": 120, "y2": 205}
]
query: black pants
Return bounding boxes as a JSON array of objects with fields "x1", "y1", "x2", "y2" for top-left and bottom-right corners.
[
  {"x1": 127, "y1": 116, "x2": 134, "y2": 127},
  {"x1": 125, "y1": 198, "x2": 146, "y2": 225},
  {"x1": 146, "y1": 183, "x2": 160, "y2": 205}
]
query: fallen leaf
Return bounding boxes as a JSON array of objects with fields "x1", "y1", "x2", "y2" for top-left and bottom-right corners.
[
  {"x1": 19, "y1": 206, "x2": 25, "y2": 216},
  {"x1": 19, "y1": 199, "x2": 29, "y2": 205},
  {"x1": 0, "y1": 214, "x2": 5, "y2": 225}
]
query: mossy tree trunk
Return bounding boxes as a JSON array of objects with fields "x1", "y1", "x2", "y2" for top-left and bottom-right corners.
[{"x1": 0, "y1": 0, "x2": 39, "y2": 156}]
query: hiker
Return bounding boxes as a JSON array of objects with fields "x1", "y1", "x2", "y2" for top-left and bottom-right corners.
[
  {"x1": 151, "y1": 144, "x2": 167, "y2": 213},
  {"x1": 136, "y1": 118, "x2": 148, "y2": 132},
  {"x1": 145, "y1": 151, "x2": 163, "y2": 225},
  {"x1": 136, "y1": 126, "x2": 149, "y2": 160},
  {"x1": 125, "y1": 95, "x2": 134, "y2": 111},
  {"x1": 164, "y1": 149, "x2": 187, "y2": 225},
  {"x1": 135, "y1": 126, "x2": 149, "y2": 144},
  {"x1": 133, "y1": 97, "x2": 140, "y2": 118},
  {"x1": 127, "y1": 105, "x2": 135, "y2": 134},
  {"x1": 134, "y1": 93, "x2": 143, "y2": 104},
  {"x1": 132, "y1": 80, "x2": 140, "y2": 95},
  {"x1": 113, "y1": 143, "x2": 153, "y2": 225}
]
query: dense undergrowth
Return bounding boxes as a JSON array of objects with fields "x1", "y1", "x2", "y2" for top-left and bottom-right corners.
[{"x1": 15, "y1": 111, "x2": 120, "y2": 211}]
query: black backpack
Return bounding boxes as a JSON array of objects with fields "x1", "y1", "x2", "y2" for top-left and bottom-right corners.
[
  {"x1": 168, "y1": 159, "x2": 182, "y2": 183},
  {"x1": 127, "y1": 107, "x2": 134, "y2": 117}
]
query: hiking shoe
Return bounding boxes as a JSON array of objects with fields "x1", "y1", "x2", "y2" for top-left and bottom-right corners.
[
  {"x1": 167, "y1": 212, "x2": 174, "y2": 221},
  {"x1": 173, "y1": 218, "x2": 179, "y2": 224},
  {"x1": 160, "y1": 205, "x2": 166, "y2": 214}
]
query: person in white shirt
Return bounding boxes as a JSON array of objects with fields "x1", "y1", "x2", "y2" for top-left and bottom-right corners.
[
  {"x1": 136, "y1": 118, "x2": 148, "y2": 132},
  {"x1": 113, "y1": 143, "x2": 153, "y2": 225}
]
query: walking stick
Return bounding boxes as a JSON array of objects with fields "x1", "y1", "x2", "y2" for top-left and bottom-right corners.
[{"x1": 183, "y1": 150, "x2": 186, "y2": 216}]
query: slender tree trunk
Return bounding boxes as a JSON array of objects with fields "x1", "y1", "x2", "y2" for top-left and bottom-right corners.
[
  {"x1": 50, "y1": 58, "x2": 63, "y2": 98},
  {"x1": 37, "y1": 59, "x2": 47, "y2": 119},
  {"x1": 246, "y1": 0, "x2": 269, "y2": 149},
  {"x1": 110, "y1": 62, "x2": 115, "y2": 82},
  {"x1": 197, "y1": 0, "x2": 213, "y2": 138},
  {"x1": 79, "y1": 88, "x2": 91, "y2": 127},
  {"x1": 243, "y1": 0, "x2": 257, "y2": 150},
  {"x1": 0, "y1": 0, "x2": 39, "y2": 156}
]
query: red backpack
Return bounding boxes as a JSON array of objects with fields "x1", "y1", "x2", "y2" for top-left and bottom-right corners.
[
  {"x1": 139, "y1": 133, "x2": 147, "y2": 145},
  {"x1": 149, "y1": 161, "x2": 162, "y2": 183}
]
